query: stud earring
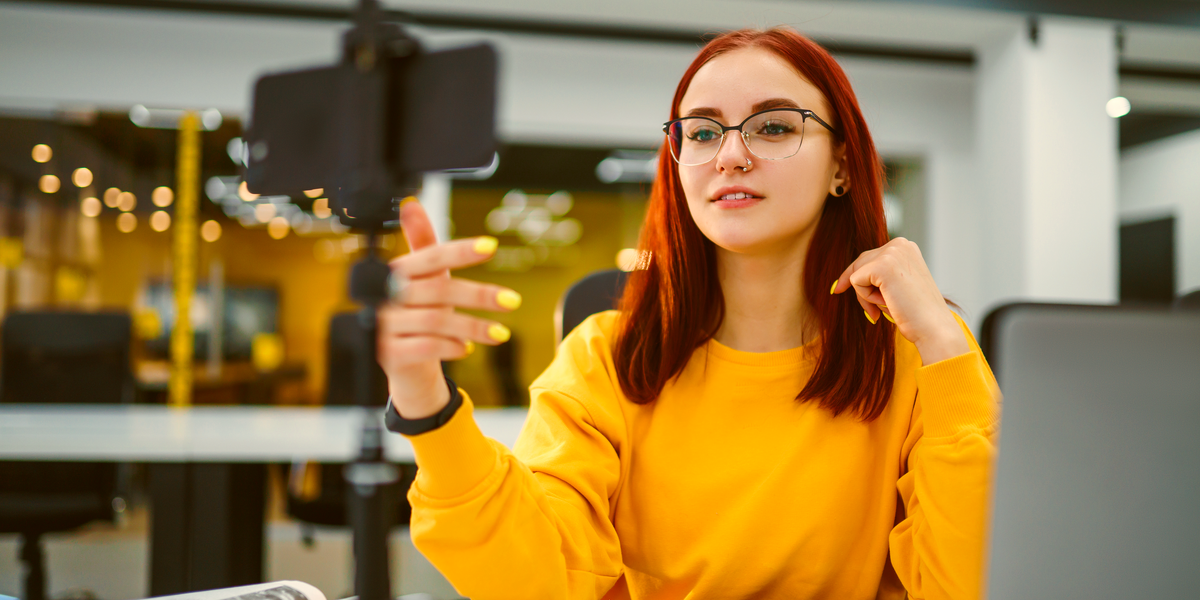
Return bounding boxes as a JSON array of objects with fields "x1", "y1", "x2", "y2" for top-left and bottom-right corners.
[{"x1": 835, "y1": 186, "x2": 844, "y2": 196}]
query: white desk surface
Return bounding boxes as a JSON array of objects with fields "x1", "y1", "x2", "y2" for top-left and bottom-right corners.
[{"x1": 0, "y1": 404, "x2": 528, "y2": 463}]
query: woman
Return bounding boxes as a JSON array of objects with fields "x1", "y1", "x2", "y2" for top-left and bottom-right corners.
[{"x1": 378, "y1": 27, "x2": 999, "y2": 600}]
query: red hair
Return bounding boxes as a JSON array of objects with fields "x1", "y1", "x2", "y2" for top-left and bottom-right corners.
[{"x1": 612, "y1": 27, "x2": 895, "y2": 421}]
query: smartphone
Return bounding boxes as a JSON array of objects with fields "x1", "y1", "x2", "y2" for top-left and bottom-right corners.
[{"x1": 243, "y1": 43, "x2": 497, "y2": 200}]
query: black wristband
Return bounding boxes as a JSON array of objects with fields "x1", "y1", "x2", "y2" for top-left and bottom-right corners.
[{"x1": 384, "y1": 376, "x2": 464, "y2": 436}]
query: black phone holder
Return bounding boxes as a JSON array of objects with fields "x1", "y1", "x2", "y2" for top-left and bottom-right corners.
[{"x1": 242, "y1": 2, "x2": 497, "y2": 599}]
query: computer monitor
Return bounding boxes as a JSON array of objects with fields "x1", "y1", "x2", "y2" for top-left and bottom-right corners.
[
  {"x1": 985, "y1": 303, "x2": 1200, "y2": 598},
  {"x1": 141, "y1": 283, "x2": 278, "y2": 361}
]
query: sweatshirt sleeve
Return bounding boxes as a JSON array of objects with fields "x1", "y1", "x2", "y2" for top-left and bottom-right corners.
[
  {"x1": 889, "y1": 315, "x2": 1001, "y2": 600},
  {"x1": 401, "y1": 314, "x2": 626, "y2": 600}
]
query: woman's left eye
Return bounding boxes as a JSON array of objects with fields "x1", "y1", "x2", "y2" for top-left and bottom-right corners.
[{"x1": 757, "y1": 121, "x2": 794, "y2": 136}]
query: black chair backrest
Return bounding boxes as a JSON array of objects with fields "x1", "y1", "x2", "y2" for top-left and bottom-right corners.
[
  {"x1": 285, "y1": 311, "x2": 410, "y2": 529},
  {"x1": 556, "y1": 269, "x2": 629, "y2": 344},
  {"x1": 0, "y1": 311, "x2": 129, "y2": 531},
  {"x1": 325, "y1": 311, "x2": 387, "y2": 406},
  {"x1": 1, "y1": 311, "x2": 133, "y2": 405}
]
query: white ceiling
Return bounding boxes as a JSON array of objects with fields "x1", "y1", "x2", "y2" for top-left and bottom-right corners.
[
  {"x1": 232, "y1": 0, "x2": 1200, "y2": 66},
  {"x1": 1, "y1": 0, "x2": 1198, "y2": 140}
]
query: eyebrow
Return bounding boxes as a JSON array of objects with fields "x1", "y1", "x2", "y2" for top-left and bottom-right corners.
[
  {"x1": 684, "y1": 106, "x2": 722, "y2": 118},
  {"x1": 752, "y1": 98, "x2": 801, "y2": 112},
  {"x1": 683, "y1": 98, "x2": 803, "y2": 120}
]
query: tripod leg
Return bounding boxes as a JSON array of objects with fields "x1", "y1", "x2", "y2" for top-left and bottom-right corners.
[{"x1": 20, "y1": 532, "x2": 46, "y2": 600}]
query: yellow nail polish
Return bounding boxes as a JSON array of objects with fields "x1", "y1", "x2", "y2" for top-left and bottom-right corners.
[
  {"x1": 881, "y1": 310, "x2": 895, "y2": 324},
  {"x1": 864, "y1": 310, "x2": 877, "y2": 325},
  {"x1": 830, "y1": 279, "x2": 838, "y2": 295},
  {"x1": 399, "y1": 196, "x2": 419, "y2": 207},
  {"x1": 474, "y1": 236, "x2": 498, "y2": 255},
  {"x1": 487, "y1": 323, "x2": 511, "y2": 343},
  {"x1": 463, "y1": 340, "x2": 475, "y2": 355},
  {"x1": 496, "y1": 289, "x2": 522, "y2": 310}
]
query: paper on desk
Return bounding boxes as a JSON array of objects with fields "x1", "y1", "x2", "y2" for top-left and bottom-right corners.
[{"x1": 144, "y1": 581, "x2": 326, "y2": 600}]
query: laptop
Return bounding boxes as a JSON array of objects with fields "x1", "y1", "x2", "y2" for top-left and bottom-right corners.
[{"x1": 985, "y1": 304, "x2": 1200, "y2": 599}]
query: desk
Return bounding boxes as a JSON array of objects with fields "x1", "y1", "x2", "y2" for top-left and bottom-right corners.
[
  {"x1": 0, "y1": 405, "x2": 527, "y2": 595},
  {"x1": 135, "y1": 362, "x2": 309, "y2": 405}
]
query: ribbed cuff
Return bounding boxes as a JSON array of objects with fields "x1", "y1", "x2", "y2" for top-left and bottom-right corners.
[
  {"x1": 402, "y1": 391, "x2": 500, "y2": 499},
  {"x1": 915, "y1": 350, "x2": 1000, "y2": 438}
]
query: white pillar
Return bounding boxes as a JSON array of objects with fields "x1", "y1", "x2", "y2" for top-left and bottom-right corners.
[
  {"x1": 976, "y1": 18, "x2": 1119, "y2": 311},
  {"x1": 418, "y1": 173, "x2": 453, "y2": 243}
]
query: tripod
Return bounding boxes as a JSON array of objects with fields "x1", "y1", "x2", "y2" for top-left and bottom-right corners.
[
  {"x1": 242, "y1": 1, "x2": 497, "y2": 594},
  {"x1": 344, "y1": 232, "x2": 400, "y2": 600}
]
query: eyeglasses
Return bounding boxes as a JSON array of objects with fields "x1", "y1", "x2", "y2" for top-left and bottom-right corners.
[{"x1": 663, "y1": 108, "x2": 837, "y2": 167}]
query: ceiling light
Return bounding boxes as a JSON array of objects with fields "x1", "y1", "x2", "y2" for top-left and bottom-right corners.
[
  {"x1": 129, "y1": 105, "x2": 223, "y2": 131},
  {"x1": 1106, "y1": 96, "x2": 1131, "y2": 118},
  {"x1": 226, "y1": 137, "x2": 246, "y2": 166},
  {"x1": 150, "y1": 211, "x2": 171, "y2": 232},
  {"x1": 616, "y1": 248, "x2": 639, "y2": 272},
  {"x1": 267, "y1": 216, "x2": 290, "y2": 239},
  {"x1": 239, "y1": 181, "x2": 259, "y2": 202},
  {"x1": 81, "y1": 197, "x2": 102, "y2": 217},
  {"x1": 117, "y1": 212, "x2": 137, "y2": 233},
  {"x1": 201, "y1": 220, "x2": 222, "y2": 242},
  {"x1": 72, "y1": 168, "x2": 93, "y2": 188},
  {"x1": 32, "y1": 144, "x2": 52, "y2": 163},
  {"x1": 117, "y1": 192, "x2": 136, "y2": 212},
  {"x1": 596, "y1": 151, "x2": 658, "y2": 183},
  {"x1": 152, "y1": 186, "x2": 174, "y2": 207},
  {"x1": 39, "y1": 175, "x2": 61, "y2": 194},
  {"x1": 312, "y1": 197, "x2": 332, "y2": 219},
  {"x1": 255, "y1": 203, "x2": 276, "y2": 223}
]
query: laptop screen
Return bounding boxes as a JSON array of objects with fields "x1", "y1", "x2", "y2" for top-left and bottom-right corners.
[{"x1": 987, "y1": 304, "x2": 1200, "y2": 598}]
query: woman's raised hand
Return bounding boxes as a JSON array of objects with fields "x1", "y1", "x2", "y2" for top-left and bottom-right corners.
[
  {"x1": 379, "y1": 199, "x2": 521, "y2": 419},
  {"x1": 830, "y1": 237, "x2": 970, "y2": 365}
]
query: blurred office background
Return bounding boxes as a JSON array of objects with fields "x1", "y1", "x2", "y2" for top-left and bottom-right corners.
[{"x1": 0, "y1": 0, "x2": 1198, "y2": 598}]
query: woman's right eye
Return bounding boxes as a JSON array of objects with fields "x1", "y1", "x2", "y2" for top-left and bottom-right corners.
[{"x1": 687, "y1": 129, "x2": 720, "y2": 143}]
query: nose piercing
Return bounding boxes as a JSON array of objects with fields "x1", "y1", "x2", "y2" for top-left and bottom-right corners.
[{"x1": 738, "y1": 158, "x2": 753, "y2": 172}]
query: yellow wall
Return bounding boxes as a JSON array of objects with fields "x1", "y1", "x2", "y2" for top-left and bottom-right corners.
[
  {"x1": 447, "y1": 188, "x2": 646, "y2": 406},
  {"x1": 96, "y1": 211, "x2": 353, "y2": 403},
  {"x1": 92, "y1": 187, "x2": 646, "y2": 406}
]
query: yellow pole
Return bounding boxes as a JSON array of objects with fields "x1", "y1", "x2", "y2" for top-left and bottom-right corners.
[{"x1": 169, "y1": 111, "x2": 201, "y2": 408}]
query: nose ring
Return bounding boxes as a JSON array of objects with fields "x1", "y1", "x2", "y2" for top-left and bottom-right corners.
[{"x1": 738, "y1": 158, "x2": 753, "y2": 172}]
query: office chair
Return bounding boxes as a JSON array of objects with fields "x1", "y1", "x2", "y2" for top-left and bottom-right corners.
[
  {"x1": 0, "y1": 311, "x2": 134, "y2": 600},
  {"x1": 555, "y1": 268, "x2": 629, "y2": 345},
  {"x1": 286, "y1": 312, "x2": 415, "y2": 542}
]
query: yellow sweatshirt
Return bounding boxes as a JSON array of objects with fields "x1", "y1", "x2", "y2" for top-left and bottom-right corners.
[{"x1": 401, "y1": 310, "x2": 1000, "y2": 599}]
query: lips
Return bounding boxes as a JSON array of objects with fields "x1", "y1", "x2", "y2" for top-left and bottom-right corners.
[
  {"x1": 716, "y1": 191, "x2": 760, "y2": 201},
  {"x1": 711, "y1": 186, "x2": 763, "y2": 202}
]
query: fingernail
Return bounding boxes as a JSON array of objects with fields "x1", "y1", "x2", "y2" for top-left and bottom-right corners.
[
  {"x1": 830, "y1": 279, "x2": 838, "y2": 295},
  {"x1": 463, "y1": 340, "x2": 475, "y2": 355},
  {"x1": 399, "y1": 196, "x2": 419, "y2": 208},
  {"x1": 496, "y1": 289, "x2": 522, "y2": 310},
  {"x1": 864, "y1": 310, "x2": 877, "y2": 325},
  {"x1": 487, "y1": 323, "x2": 511, "y2": 343},
  {"x1": 881, "y1": 310, "x2": 895, "y2": 324},
  {"x1": 474, "y1": 236, "x2": 498, "y2": 255}
]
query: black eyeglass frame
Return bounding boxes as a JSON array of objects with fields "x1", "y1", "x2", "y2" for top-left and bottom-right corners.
[{"x1": 662, "y1": 108, "x2": 838, "y2": 166}]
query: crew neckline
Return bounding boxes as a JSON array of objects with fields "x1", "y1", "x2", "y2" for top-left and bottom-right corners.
[{"x1": 705, "y1": 335, "x2": 818, "y2": 367}]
